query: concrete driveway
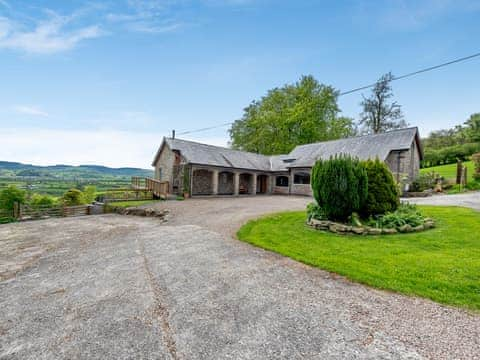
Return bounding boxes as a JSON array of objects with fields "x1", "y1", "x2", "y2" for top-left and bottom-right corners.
[
  {"x1": 1, "y1": 196, "x2": 479, "y2": 359},
  {"x1": 405, "y1": 191, "x2": 480, "y2": 211}
]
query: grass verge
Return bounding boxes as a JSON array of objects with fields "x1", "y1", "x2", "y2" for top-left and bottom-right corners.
[
  {"x1": 107, "y1": 200, "x2": 161, "y2": 208},
  {"x1": 237, "y1": 206, "x2": 480, "y2": 311}
]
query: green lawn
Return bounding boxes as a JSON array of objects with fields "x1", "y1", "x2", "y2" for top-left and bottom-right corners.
[
  {"x1": 421, "y1": 161, "x2": 474, "y2": 181},
  {"x1": 238, "y1": 206, "x2": 480, "y2": 310},
  {"x1": 107, "y1": 200, "x2": 162, "y2": 208}
]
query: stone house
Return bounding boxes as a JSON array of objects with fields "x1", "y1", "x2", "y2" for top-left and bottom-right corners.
[{"x1": 151, "y1": 127, "x2": 423, "y2": 197}]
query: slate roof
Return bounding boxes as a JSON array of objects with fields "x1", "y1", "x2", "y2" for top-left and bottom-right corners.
[
  {"x1": 153, "y1": 127, "x2": 421, "y2": 171},
  {"x1": 163, "y1": 138, "x2": 273, "y2": 171},
  {"x1": 288, "y1": 127, "x2": 421, "y2": 168}
]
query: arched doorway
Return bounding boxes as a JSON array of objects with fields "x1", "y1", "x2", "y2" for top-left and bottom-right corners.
[{"x1": 239, "y1": 173, "x2": 253, "y2": 194}]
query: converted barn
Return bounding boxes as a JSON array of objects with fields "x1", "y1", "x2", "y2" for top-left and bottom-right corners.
[{"x1": 151, "y1": 127, "x2": 422, "y2": 197}]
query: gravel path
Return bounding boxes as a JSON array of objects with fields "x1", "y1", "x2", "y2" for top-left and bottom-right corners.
[
  {"x1": 405, "y1": 191, "x2": 480, "y2": 211},
  {"x1": 1, "y1": 196, "x2": 479, "y2": 359}
]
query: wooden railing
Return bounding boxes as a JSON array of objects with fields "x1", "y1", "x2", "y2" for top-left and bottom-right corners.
[
  {"x1": 131, "y1": 176, "x2": 147, "y2": 189},
  {"x1": 145, "y1": 178, "x2": 169, "y2": 197},
  {"x1": 101, "y1": 188, "x2": 153, "y2": 203}
]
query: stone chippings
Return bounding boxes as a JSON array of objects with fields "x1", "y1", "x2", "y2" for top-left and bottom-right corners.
[
  {"x1": 307, "y1": 218, "x2": 435, "y2": 235},
  {"x1": 1, "y1": 196, "x2": 479, "y2": 360}
]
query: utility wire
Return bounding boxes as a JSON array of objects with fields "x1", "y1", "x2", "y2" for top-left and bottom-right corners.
[
  {"x1": 339, "y1": 51, "x2": 480, "y2": 95},
  {"x1": 174, "y1": 51, "x2": 480, "y2": 136}
]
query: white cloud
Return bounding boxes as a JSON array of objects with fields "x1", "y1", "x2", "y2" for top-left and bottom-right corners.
[
  {"x1": 13, "y1": 105, "x2": 49, "y2": 117},
  {"x1": 0, "y1": 128, "x2": 230, "y2": 168},
  {"x1": 0, "y1": 11, "x2": 103, "y2": 54},
  {"x1": 0, "y1": 128, "x2": 162, "y2": 168}
]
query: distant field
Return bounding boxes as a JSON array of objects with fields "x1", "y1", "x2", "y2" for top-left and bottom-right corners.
[
  {"x1": 421, "y1": 161, "x2": 474, "y2": 181},
  {"x1": 0, "y1": 177, "x2": 132, "y2": 197}
]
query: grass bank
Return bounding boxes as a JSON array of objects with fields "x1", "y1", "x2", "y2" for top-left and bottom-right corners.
[
  {"x1": 238, "y1": 206, "x2": 480, "y2": 310},
  {"x1": 421, "y1": 161, "x2": 474, "y2": 181}
]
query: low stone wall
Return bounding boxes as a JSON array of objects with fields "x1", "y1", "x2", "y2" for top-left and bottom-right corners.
[
  {"x1": 110, "y1": 207, "x2": 170, "y2": 223},
  {"x1": 307, "y1": 218, "x2": 435, "y2": 235}
]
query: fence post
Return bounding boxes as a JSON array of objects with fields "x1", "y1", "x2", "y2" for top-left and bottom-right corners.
[
  {"x1": 456, "y1": 160, "x2": 462, "y2": 185},
  {"x1": 13, "y1": 202, "x2": 19, "y2": 219}
]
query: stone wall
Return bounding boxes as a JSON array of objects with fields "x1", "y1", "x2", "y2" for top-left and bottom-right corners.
[
  {"x1": 290, "y1": 168, "x2": 312, "y2": 196},
  {"x1": 218, "y1": 171, "x2": 234, "y2": 195},
  {"x1": 272, "y1": 173, "x2": 290, "y2": 194},
  {"x1": 154, "y1": 143, "x2": 175, "y2": 193},
  {"x1": 192, "y1": 169, "x2": 213, "y2": 195},
  {"x1": 385, "y1": 139, "x2": 420, "y2": 182}
]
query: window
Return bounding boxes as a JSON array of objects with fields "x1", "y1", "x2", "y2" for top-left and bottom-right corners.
[
  {"x1": 276, "y1": 176, "x2": 289, "y2": 187},
  {"x1": 157, "y1": 167, "x2": 163, "y2": 180},
  {"x1": 294, "y1": 172, "x2": 310, "y2": 184}
]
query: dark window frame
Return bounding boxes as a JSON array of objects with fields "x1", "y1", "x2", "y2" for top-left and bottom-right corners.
[
  {"x1": 275, "y1": 176, "x2": 289, "y2": 187},
  {"x1": 293, "y1": 172, "x2": 310, "y2": 185}
]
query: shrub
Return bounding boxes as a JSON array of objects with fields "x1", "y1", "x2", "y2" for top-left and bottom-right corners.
[
  {"x1": 375, "y1": 203, "x2": 425, "y2": 229},
  {"x1": 0, "y1": 185, "x2": 26, "y2": 210},
  {"x1": 83, "y1": 185, "x2": 97, "y2": 204},
  {"x1": 311, "y1": 155, "x2": 368, "y2": 222},
  {"x1": 63, "y1": 189, "x2": 85, "y2": 206},
  {"x1": 30, "y1": 194, "x2": 57, "y2": 208},
  {"x1": 361, "y1": 159, "x2": 399, "y2": 216},
  {"x1": 421, "y1": 142, "x2": 480, "y2": 167},
  {"x1": 306, "y1": 202, "x2": 327, "y2": 221},
  {"x1": 410, "y1": 172, "x2": 437, "y2": 192}
]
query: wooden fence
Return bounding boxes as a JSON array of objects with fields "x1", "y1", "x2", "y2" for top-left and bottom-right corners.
[
  {"x1": 100, "y1": 188, "x2": 154, "y2": 203},
  {"x1": 12, "y1": 203, "x2": 93, "y2": 222},
  {"x1": 145, "y1": 178, "x2": 169, "y2": 198},
  {"x1": 131, "y1": 176, "x2": 146, "y2": 189}
]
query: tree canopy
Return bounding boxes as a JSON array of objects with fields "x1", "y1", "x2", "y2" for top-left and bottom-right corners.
[
  {"x1": 359, "y1": 72, "x2": 408, "y2": 134},
  {"x1": 229, "y1": 75, "x2": 355, "y2": 155}
]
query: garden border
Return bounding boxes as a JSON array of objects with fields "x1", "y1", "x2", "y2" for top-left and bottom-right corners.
[{"x1": 306, "y1": 218, "x2": 435, "y2": 235}]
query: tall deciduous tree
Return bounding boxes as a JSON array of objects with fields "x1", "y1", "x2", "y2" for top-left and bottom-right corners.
[
  {"x1": 359, "y1": 72, "x2": 408, "y2": 134},
  {"x1": 464, "y1": 113, "x2": 480, "y2": 142},
  {"x1": 229, "y1": 75, "x2": 355, "y2": 155}
]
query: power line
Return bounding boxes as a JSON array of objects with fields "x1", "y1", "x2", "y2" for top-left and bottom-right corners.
[
  {"x1": 174, "y1": 51, "x2": 480, "y2": 136},
  {"x1": 339, "y1": 51, "x2": 480, "y2": 96},
  {"x1": 176, "y1": 122, "x2": 232, "y2": 136}
]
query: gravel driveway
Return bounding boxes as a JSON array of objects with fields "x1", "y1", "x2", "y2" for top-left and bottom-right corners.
[
  {"x1": 405, "y1": 191, "x2": 480, "y2": 211},
  {"x1": 1, "y1": 196, "x2": 479, "y2": 359}
]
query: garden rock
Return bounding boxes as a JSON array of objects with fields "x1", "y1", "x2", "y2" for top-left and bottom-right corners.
[
  {"x1": 398, "y1": 224, "x2": 413, "y2": 233},
  {"x1": 367, "y1": 227, "x2": 382, "y2": 235},
  {"x1": 424, "y1": 220, "x2": 435, "y2": 229},
  {"x1": 413, "y1": 225, "x2": 425, "y2": 232},
  {"x1": 381, "y1": 228, "x2": 398, "y2": 235},
  {"x1": 351, "y1": 227, "x2": 365, "y2": 235},
  {"x1": 111, "y1": 206, "x2": 170, "y2": 222}
]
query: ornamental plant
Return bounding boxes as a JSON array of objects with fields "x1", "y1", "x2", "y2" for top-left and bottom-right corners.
[
  {"x1": 311, "y1": 155, "x2": 368, "y2": 222},
  {"x1": 362, "y1": 158, "x2": 399, "y2": 216}
]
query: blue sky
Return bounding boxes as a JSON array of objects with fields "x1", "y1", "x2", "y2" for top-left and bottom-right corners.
[{"x1": 0, "y1": 0, "x2": 479, "y2": 168}]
